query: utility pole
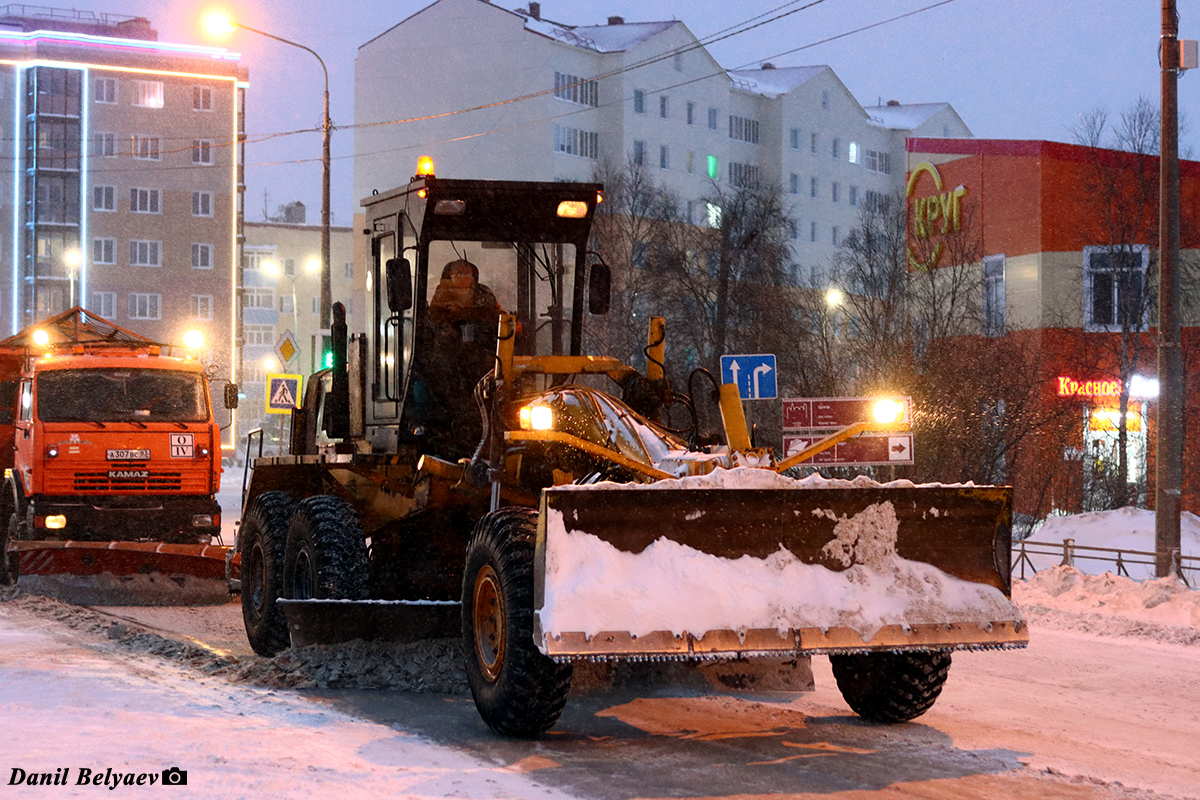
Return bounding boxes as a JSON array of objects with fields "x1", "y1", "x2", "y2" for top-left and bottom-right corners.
[{"x1": 1156, "y1": 0, "x2": 1183, "y2": 576}]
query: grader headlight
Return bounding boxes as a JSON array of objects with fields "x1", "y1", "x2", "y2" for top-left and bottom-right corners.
[
  {"x1": 872, "y1": 398, "x2": 904, "y2": 425},
  {"x1": 519, "y1": 404, "x2": 554, "y2": 431}
]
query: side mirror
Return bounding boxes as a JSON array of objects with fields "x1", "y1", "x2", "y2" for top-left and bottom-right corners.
[
  {"x1": 385, "y1": 258, "x2": 413, "y2": 312},
  {"x1": 588, "y1": 261, "x2": 611, "y2": 315},
  {"x1": 223, "y1": 383, "x2": 239, "y2": 410}
]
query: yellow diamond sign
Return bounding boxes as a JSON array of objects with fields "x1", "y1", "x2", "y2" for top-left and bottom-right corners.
[{"x1": 275, "y1": 330, "x2": 298, "y2": 365}]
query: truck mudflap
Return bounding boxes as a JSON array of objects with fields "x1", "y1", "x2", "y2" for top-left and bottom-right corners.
[
  {"x1": 9, "y1": 540, "x2": 236, "y2": 605},
  {"x1": 534, "y1": 484, "x2": 1028, "y2": 661}
]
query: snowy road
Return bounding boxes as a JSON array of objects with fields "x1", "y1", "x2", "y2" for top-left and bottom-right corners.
[{"x1": 1, "y1": 590, "x2": 1196, "y2": 799}]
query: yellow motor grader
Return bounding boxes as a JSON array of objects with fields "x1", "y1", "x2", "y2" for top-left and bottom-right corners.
[{"x1": 232, "y1": 163, "x2": 1026, "y2": 737}]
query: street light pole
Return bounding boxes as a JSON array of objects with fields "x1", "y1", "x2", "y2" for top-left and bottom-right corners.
[{"x1": 227, "y1": 21, "x2": 332, "y2": 330}]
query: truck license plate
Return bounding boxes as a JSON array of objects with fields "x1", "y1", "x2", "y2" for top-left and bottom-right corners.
[{"x1": 107, "y1": 449, "x2": 150, "y2": 461}]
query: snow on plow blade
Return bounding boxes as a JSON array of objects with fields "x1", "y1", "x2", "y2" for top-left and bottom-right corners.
[
  {"x1": 534, "y1": 484, "x2": 1028, "y2": 660},
  {"x1": 11, "y1": 540, "x2": 235, "y2": 605}
]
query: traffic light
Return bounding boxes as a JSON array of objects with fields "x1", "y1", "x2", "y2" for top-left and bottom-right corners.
[{"x1": 316, "y1": 334, "x2": 333, "y2": 371}]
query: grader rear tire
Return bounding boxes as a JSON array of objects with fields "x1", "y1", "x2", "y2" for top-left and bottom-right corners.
[
  {"x1": 282, "y1": 495, "x2": 369, "y2": 602},
  {"x1": 829, "y1": 650, "x2": 952, "y2": 722},
  {"x1": 240, "y1": 492, "x2": 296, "y2": 656},
  {"x1": 462, "y1": 507, "x2": 572, "y2": 737}
]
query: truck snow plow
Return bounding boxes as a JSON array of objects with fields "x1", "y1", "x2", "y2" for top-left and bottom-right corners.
[
  {"x1": 0, "y1": 309, "x2": 233, "y2": 604},
  {"x1": 235, "y1": 164, "x2": 1026, "y2": 737}
]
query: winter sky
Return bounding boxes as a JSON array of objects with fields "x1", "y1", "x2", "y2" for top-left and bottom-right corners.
[{"x1": 60, "y1": 0, "x2": 1200, "y2": 223}]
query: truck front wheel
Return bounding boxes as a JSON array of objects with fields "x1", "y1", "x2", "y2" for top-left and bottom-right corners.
[
  {"x1": 829, "y1": 650, "x2": 952, "y2": 722},
  {"x1": 282, "y1": 496, "x2": 369, "y2": 602},
  {"x1": 462, "y1": 507, "x2": 572, "y2": 737},
  {"x1": 240, "y1": 492, "x2": 296, "y2": 656}
]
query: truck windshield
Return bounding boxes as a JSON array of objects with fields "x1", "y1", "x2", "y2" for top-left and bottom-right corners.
[{"x1": 36, "y1": 369, "x2": 210, "y2": 423}]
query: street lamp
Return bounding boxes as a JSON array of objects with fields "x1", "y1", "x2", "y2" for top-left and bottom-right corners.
[
  {"x1": 63, "y1": 248, "x2": 81, "y2": 308},
  {"x1": 204, "y1": 9, "x2": 332, "y2": 330}
]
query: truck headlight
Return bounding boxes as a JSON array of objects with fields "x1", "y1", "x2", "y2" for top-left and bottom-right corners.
[
  {"x1": 192, "y1": 514, "x2": 217, "y2": 527},
  {"x1": 44, "y1": 515, "x2": 66, "y2": 529},
  {"x1": 519, "y1": 404, "x2": 554, "y2": 431}
]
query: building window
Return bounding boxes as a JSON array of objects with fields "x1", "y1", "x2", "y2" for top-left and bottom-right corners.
[
  {"x1": 282, "y1": 258, "x2": 296, "y2": 276},
  {"x1": 633, "y1": 89, "x2": 645, "y2": 113},
  {"x1": 192, "y1": 191, "x2": 213, "y2": 217},
  {"x1": 244, "y1": 324, "x2": 273, "y2": 344},
  {"x1": 193, "y1": 85, "x2": 213, "y2": 111},
  {"x1": 344, "y1": 261, "x2": 354, "y2": 280},
  {"x1": 129, "y1": 188, "x2": 160, "y2": 214},
  {"x1": 810, "y1": 176, "x2": 818, "y2": 198},
  {"x1": 728, "y1": 162, "x2": 759, "y2": 188},
  {"x1": 832, "y1": 226, "x2": 840, "y2": 247},
  {"x1": 659, "y1": 95, "x2": 669, "y2": 119},
  {"x1": 94, "y1": 77, "x2": 117, "y2": 104},
  {"x1": 279, "y1": 294, "x2": 294, "y2": 314},
  {"x1": 810, "y1": 221, "x2": 817, "y2": 242},
  {"x1": 810, "y1": 132, "x2": 818, "y2": 154},
  {"x1": 129, "y1": 293, "x2": 161, "y2": 319},
  {"x1": 93, "y1": 132, "x2": 116, "y2": 158},
  {"x1": 632, "y1": 241, "x2": 647, "y2": 268},
  {"x1": 92, "y1": 238, "x2": 115, "y2": 264},
  {"x1": 129, "y1": 240, "x2": 161, "y2": 267},
  {"x1": 686, "y1": 151, "x2": 694, "y2": 174},
  {"x1": 312, "y1": 296, "x2": 319, "y2": 314},
  {"x1": 788, "y1": 219, "x2": 799, "y2": 240},
  {"x1": 673, "y1": 53, "x2": 683, "y2": 72},
  {"x1": 849, "y1": 185, "x2": 858, "y2": 207},
  {"x1": 553, "y1": 125, "x2": 599, "y2": 159},
  {"x1": 686, "y1": 101, "x2": 695, "y2": 125},
  {"x1": 191, "y1": 243, "x2": 213, "y2": 269},
  {"x1": 706, "y1": 202, "x2": 722, "y2": 229},
  {"x1": 983, "y1": 254, "x2": 1006, "y2": 336},
  {"x1": 831, "y1": 181, "x2": 840, "y2": 203},
  {"x1": 864, "y1": 189, "x2": 886, "y2": 213},
  {"x1": 831, "y1": 138, "x2": 840, "y2": 159},
  {"x1": 864, "y1": 149, "x2": 892, "y2": 175},
  {"x1": 192, "y1": 139, "x2": 214, "y2": 165},
  {"x1": 790, "y1": 128, "x2": 800, "y2": 149},
  {"x1": 659, "y1": 145, "x2": 669, "y2": 169},
  {"x1": 242, "y1": 289, "x2": 274, "y2": 309},
  {"x1": 132, "y1": 135, "x2": 160, "y2": 161},
  {"x1": 190, "y1": 294, "x2": 213, "y2": 320},
  {"x1": 91, "y1": 291, "x2": 116, "y2": 318},
  {"x1": 789, "y1": 173, "x2": 799, "y2": 194},
  {"x1": 1084, "y1": 245, "x2": 1148, "y2": 332},
  {"x1": 553, "y1": 72, "x2": 598, "y2": 106},
  {"x1": 632, "y1": 140, "x2": 645, "y2": 165},
  {"x1": 243, "y1": 251, "x2": 270, "y2": 271},
  {"x1": 92, "y1": 185, "x2": 115, "y2": 211},
  {"x1": 707, "y1": 154, "x2": 720, "y2": 180},
  {"x1": 708, "y1": 107, "x2": 718, "y2": 130},
  {"x1": 728, "y1": 115, "x2": 760, "y2": 144},
  {"x1": 848, "y1": 141, "x2": 859, "y2": 164},
  {"x1": 821, "y1": 89, "x2": 830, "y2": 109},
  {"x1": 133, "y1": 80, "x2": 163, "y2": 109}
]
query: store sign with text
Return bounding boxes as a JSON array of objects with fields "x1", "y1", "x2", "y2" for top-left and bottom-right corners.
[{"x1": 906, "y1": 160, "x2": 968, "y2": 271}]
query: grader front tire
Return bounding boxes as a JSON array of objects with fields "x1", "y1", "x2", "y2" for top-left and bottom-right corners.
[
  {"x1": 462, "y1": 507, "x2": 572, "y2": 737},
  {"x1": 830, "y1": 650, "x2": 952, "y2": 723}
]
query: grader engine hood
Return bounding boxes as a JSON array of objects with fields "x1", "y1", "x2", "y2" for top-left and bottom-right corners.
[{"x1": 533, "y1": 474, "x2": 1027, "y2": 660}]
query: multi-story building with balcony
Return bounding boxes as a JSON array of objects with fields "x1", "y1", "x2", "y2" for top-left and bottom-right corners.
[
  {"x1": 0, "y1": 6, "x2": 246, "y2": 405},
  {"x1": 353, "y1": 0, "x2": 969, "y2": 287}
]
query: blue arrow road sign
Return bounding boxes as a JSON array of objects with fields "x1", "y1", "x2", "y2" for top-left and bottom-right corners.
[{"x1": 720, "y1": 354, "x2": 777, "y2": 400}]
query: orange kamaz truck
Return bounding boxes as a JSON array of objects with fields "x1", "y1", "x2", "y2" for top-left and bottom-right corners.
[{"x1": 0, "y1": 308, "x2": 231, "y2": 601}]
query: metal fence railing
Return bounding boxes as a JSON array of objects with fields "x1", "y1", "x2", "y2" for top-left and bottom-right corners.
[{"x1": 1013, "y1": 538, "x2": 1199, "y2": 588}]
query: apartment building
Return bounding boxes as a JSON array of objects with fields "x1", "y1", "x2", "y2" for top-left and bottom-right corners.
[
  {"x1": 354, "y1": 0, "x2": 969, "y2": 287},
  {"x1": 0, "y1": 7, "x2": 246, "y2": 388},
  {"x1": 240, "y1": 221, "x2": 356, "y2": 434}
]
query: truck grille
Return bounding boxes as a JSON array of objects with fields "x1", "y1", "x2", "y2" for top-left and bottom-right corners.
[{"x1": 73, "y1": 471, "x2": 184, "y2": 492}]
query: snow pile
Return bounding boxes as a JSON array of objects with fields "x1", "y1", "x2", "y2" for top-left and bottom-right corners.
[
  {"x1": 572, "y1": 465, "x2": 977, "y2": 491},
  {"x1": 1025, "y1": 506, "x2": 1200, "y2": 579},
  {"x1": 1016, "y1": 565, "x2": 1200, "y2": 645},
  {"x1": 540, "y1": 501, "x2": 1021, "y2": 642}
]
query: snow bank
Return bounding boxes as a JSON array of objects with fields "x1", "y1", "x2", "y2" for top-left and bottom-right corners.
[
  {"x1": 540, "y1": 500, "x2": 1020, "y2": 642},
  {"x1": 1017, "y1": 565, "x2": 1200, "y2": 639},
  {"x1": 1022, "y1": 506, "x2": 1200, "y2": 579},
  {"x1": 573, "y1": 465, "x2": 975, "y2": 491}
]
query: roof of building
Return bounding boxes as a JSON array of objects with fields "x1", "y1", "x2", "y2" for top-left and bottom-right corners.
[
  {"x1": 523, "y1": 15, "x2": 679, "y2": 53},
  {"x1": 864, "y1": 102, "x2": 954, "y2": 130},
  {"x1": 725, "y1": 65, "x2": 826, "y2": 97}
]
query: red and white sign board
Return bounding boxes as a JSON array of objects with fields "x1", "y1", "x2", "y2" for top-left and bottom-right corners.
[
  {"x1": 783, "y1": 433, "x2": 915, "y2": 466},
  {"x1": 782, "y1": 396, "x2": 912, "y2": 431}
]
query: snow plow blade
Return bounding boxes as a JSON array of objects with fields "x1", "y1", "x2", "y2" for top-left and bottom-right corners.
[
  {"x1": 534, "y1": 484, "x2": 1027, "y2": 660},
  {"x1": 11, "y1": 540, "x2": 235, "y2": 605},
  {"x1": 279, "y1": 599, "x2": 461, "y2": 648}
]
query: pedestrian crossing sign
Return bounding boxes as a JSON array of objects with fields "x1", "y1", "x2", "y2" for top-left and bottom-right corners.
[{"x1": 266, "y1": 373, "x2": 302, "y2": 415}]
